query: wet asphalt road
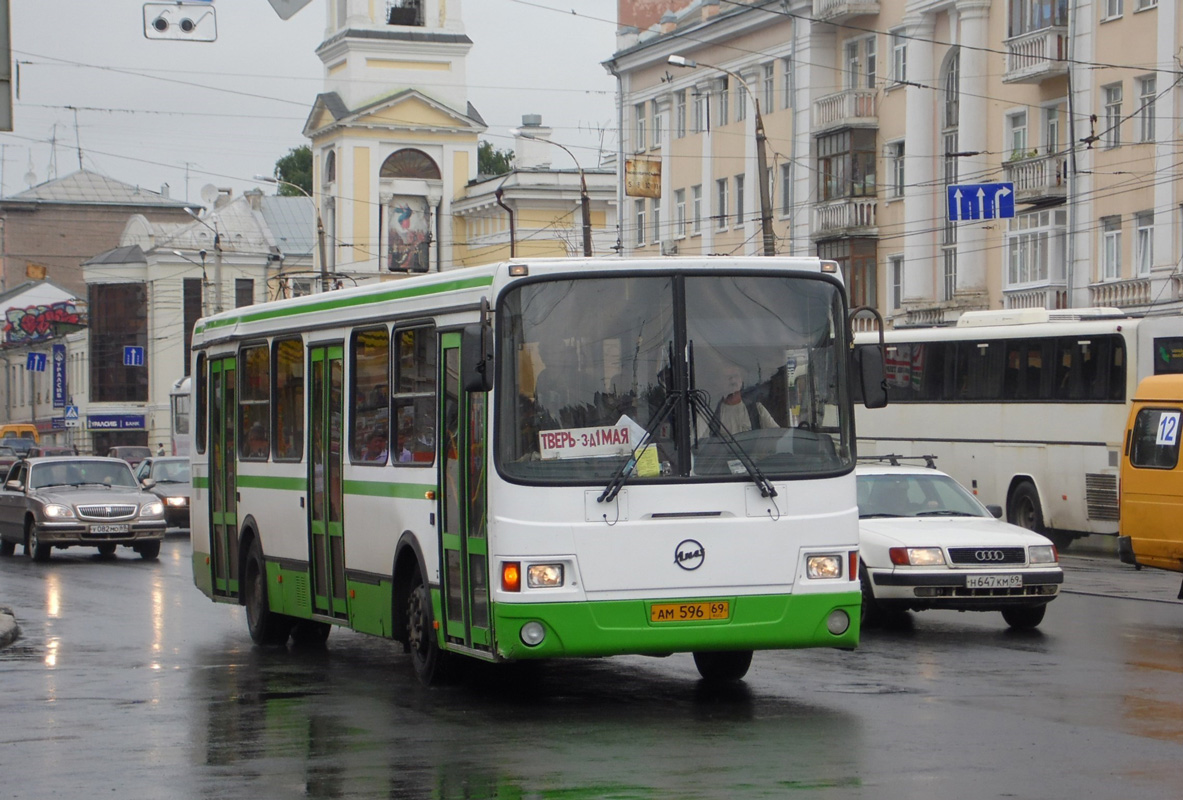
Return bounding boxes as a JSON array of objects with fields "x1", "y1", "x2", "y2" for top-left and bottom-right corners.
[{"x1": 3, "y1": 538, "x2": 1183, "y2": 799}]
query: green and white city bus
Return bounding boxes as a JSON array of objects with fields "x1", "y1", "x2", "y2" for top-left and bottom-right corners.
[{"x1": 189, "y1": 257, "x2": 886, "y2": 684}]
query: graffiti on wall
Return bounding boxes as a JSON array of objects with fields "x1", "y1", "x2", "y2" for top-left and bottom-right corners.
[{"x1": 4, "y1": 301, "x2": 88, "y2": 344}]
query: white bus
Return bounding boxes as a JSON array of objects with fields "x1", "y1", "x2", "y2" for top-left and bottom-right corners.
[
  {"x1": 189, "y1": 257, "x2": 886, "y2": 684},
  {"x1": 854, "y1": 307, "x2": 1183, "y2": 548},
  {"x1": 169, "y1": 376, "x2": 191, "y2": 456}
]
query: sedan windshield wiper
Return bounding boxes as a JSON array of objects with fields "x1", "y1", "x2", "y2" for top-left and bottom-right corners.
[{"x1": 915, "y1": 510, "x2": 980, "y2": 517}]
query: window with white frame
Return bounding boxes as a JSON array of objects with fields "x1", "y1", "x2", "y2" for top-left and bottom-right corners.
[
  {"x1": 651, "y1": 100, "x2": 662, "y2": 149},
  {"x1": 735, "y1": 174, "x2": 745, "y2": 226},
  {"x1": 845, "y1": 40, "x2": 860, "y2": 90},
  {"x1": 865, "y1": 37, "x2": 877, "y2": 89},
  {"x1": 763, "y1": 63, "x2": 775, "y2": 112},
  {"x1": 716, "y1": 178, "x2": 729, "y2": 229},
  {"x1": 675, "y1": 189, "x2": 686, "y2": 237},
  {"x1": 635, "y1": 199, "x2": 646, "y2": 246},
  {"x1": 652, "y1": 196, "x2": 661, "y2": 243},
  {"x1": 1010, "y1": 0, "x2": 1069, "y2": 35},
  {"x1": 1136, "y1": 0, "x2": 1157, "y2": 8},
  {"x1": 1104, "y1": 0, "x2": 1123, "y2": 19},
  {"x1": 1136, "y1": 211, "x2": 1154, "y2": 275},
  {"x1": 676, "y1": 90, "x2": 687, "y2": 138},
  {"x1": 889, "y1": 255, "x2": 904, "y2": 310},
  {"x1": 782, "y1": 56, "x2": 793, "y2": 109},
  {"x1": 889, "y1": 141, "x2": 905, "y2": 198},
  {"x1": 1139, "y1": 76, "x2": 1156, "y2": 143},
  {"x1": 1101, "y1": 216, "x2": 1122, "y2": 280},
  {"x1": 1006, "y1": 208, "x2": 1067, "y2": 286},
  {"x1": 717, "y1": 77, "x2": 729, "y2": 125},
  {"x1": 780, "y1": 162, "x2": 792, "y2": 217},
  {"x1": 693, "y1": 89, "x2": 707, "y2": 133},
  {"x1": 1009, "y1": 111, "x2": 1029, "y2": 159},
  {"x1": 692, "y1": 184, "x2": 703, "y2": 233},
  {"x1": 1103, "y1": 84, "x2": 1122, "y2": 148},
  {"x1": 736, "y1": 79, "x2": 747, "y2": 121},
  {"x1": 891, "y1": 29, "x2": 907, "y2": 84},
  {"x1": 1044, "y1": 106, "x2": 1060, "y2": 154},
  {"x1": 634, "y1": 102, "x2": 646, "y2": 153},
  {"x1": 845, "y1": 37, "x2": 876, "y2": 90}
]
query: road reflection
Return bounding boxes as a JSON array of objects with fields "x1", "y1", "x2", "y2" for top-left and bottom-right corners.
[{"x1": 192, "y1": 640, "x2": 863, "y2": 799}]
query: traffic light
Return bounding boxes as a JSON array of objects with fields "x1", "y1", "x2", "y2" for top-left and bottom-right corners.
[{"x1": 143, "y1": 2, "x2": 217, "y2": 42}]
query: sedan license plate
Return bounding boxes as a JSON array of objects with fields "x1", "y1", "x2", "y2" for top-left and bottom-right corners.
[
  {"x1": 650, "y1": 600, "x2": 730, "y2": 622},
  {"x1": 89, "y1": 524, "x2": 129, "y2": 535},
  {"x1": 966, "y1": 574, "x2": 1023, "y2": 589}
]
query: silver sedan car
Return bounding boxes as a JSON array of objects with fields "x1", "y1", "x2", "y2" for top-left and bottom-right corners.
[{"x1": 0, "y1": 457, "x2": 167, "y2": 561}]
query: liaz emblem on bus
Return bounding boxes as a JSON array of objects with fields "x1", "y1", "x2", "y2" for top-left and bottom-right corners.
[{"x1": 539, "y1": 424, "x2": 634, "y2": 460}]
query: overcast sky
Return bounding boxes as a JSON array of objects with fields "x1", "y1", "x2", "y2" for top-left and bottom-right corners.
[{"x1": 3, "y1": 0, "x2": 618, "y2": 203}]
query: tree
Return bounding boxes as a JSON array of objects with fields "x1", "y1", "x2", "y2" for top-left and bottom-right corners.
[
  {"x1": 478, "y1": 141, "x2": 514, "y2": 176},
  {"x1": 272, "y1": 145, "x2": 313, "y2": 196}
]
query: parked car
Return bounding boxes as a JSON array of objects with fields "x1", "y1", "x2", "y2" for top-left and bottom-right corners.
[
  {"x1": 0, "y1": 446, "x2": 17, "y2": 476},
  {"x1": 0, "y1": 457, "x2": 167, "y2": 561},
  {"x1": 26, "y1": 445, "x2": 78, "y2": 458},
  {"x1": 133, "y1": 456, "x2": 191, "y2": 530},
  {"x1": 106, "y1": 446, "x2": 153, "y2": 469},
  {"x1": 856, "y1": 458, "x2": 1063, "y2": 630}
]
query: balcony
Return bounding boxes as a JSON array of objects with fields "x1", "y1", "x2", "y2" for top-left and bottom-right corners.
[
  {"x1": 812, "y1": 0, "x2": 879, "y2": 22},
  {"x1": 813, "y1": 197, "x2": 877, "y2": 238},
  {"x1": 813, "y1": 89, "x2": 878, "y2": 133},
  {"x1": 1004, "y1": 285, "x2": 1068, "y2": 310},
  {"x1": 1090, "y1": 277, "x2": 1152, "y2": 309},
  {"x1": 1003, "y1": 26, "x2": 1069, "y2": 84},
  {"x1": 1003, "y1": 151, "x2": 1068, "y2": 204}
]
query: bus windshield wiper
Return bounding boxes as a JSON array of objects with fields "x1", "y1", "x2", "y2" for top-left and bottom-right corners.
[
  {"x1": 689, "y1": 390, "x2": 778, "y2": 499},
  {"x1": 597, "y1": 389, "x2": 679, "y2": 505}
]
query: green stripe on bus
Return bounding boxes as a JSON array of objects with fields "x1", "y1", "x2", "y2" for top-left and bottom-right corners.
[
  {"x1": 195, "y1": 274, "x2": 494, "y2": 334},
  {"x1": 342, "y1": 479, "x2": 437, "y2": 499},
  {"x1": 193, "y1": 476, "x2": 209, "y2": 489},
  {"x1": 237, "y1": 474, "x2": 307, "y2": 491}
]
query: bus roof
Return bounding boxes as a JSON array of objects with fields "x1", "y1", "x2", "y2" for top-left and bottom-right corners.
[
  {"x1": 1132, "y1": 373, "x2": 1183, "y2": 403},
  {"x1": 955, "y1": 307, "x2": 1127, "y2": 327}
]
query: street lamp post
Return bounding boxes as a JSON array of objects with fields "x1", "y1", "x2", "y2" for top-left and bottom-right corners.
[
  {"x1": 255, "y1": 175, "x2": 330, "y2": 293},
  {"x1": 508, "y1": 129, "x2": 593, "y2": 257},
  {"x1": 669, "y1": 55, "x2": 776, "y2": 256}
]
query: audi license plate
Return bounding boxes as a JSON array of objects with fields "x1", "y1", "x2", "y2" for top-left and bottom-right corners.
[
  {"x1": 966, "y1": 574, "x2": 1022, "y2": 589},
  {"x1": 89, "y1": 524, "x2": 129, "y2": 535},
  {"x1": 650, "y1": 600, "x2": 730, "y2": 622}
]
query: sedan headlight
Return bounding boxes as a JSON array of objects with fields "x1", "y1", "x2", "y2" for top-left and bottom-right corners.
[
  {"x1": 1029, "y1": 544, "x2": 1058, "y2": 564},
  {"x1": 140, "y1": 501, "x2": 165, "y2": 518},
  {"x1": 165, "y1": 496, "x2": 188, "y2": 507},
  {"x1": 889, "y1": 547, "x2": 946, "y2": 566},
  {"x1": 43, "y1": 503, "x2": 75, "y2": 519}
]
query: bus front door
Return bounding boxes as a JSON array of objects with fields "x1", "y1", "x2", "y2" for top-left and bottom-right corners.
[
  {"x1": 439, "y1": 332, "x2": 491, "y2": 653},
  {"x1": 309, "y1": 345, "x2": 348, "y2": 619},
  {"x1": 208, "y1": 356, "x2": 238, "y2": 598}
]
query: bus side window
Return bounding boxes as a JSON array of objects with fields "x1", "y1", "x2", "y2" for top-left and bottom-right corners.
[{"x1": 393, "y1": 326, "x2": 436, "y2": 464}]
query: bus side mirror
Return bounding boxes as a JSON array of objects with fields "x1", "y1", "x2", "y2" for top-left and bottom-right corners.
[
  {"x1": 462, "y1": 323, "x2": 493, "y2": 393},
  {"x1": 853, "y1": 345, "x2": 888, "y2": 409}
]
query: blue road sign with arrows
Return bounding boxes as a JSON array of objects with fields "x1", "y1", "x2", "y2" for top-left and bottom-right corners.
[
  {"x1": 947, "y1": 183, "x2": 1015, "y2": 221},
  {"x1": 26, "y1": 353, "x2": 47, "y2": 372}
]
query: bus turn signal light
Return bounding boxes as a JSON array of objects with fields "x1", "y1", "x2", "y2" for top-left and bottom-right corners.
[{"x1": 502, "y1": 561, "x2": 521, "y2": 592}]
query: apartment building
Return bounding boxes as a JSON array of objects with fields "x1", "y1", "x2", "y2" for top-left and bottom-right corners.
[{"x1": 607, "y1": 0, "x2": 1179, "y2": 325}]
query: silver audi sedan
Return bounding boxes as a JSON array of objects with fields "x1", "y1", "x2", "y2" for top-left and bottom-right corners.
[{"x1": 0, "y1": 457, "x2": 167, "y2": 561}]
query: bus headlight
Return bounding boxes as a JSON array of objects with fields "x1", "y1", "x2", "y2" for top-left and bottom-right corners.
[
  {"x1": 806, "y1": 555, "x2": 843, "y2": 579},
  {"x1": 527, "y1": 563, "x2": 564, "y2": 588}
]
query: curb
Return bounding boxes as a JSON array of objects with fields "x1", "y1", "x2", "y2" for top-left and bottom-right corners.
[{"x1": 0, "y1": 605, "x2": 20, "y2": 648}]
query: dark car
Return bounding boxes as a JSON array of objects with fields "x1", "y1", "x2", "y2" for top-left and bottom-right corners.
[
  {"x1": 0, "y1": 437, "x2": 33, "y2": 457},
  {"x1": 27, "y1": 445, "x2": 78, "y2": 458},
  {"x1": 0, "y1": 446, "x2": 17, "y2": 475},
  {"x1": 106, "y1": 446, "x2": 153, "y2": 469},
  {"x1": 133, "y1": 456, "x2": 191, "y2": 530},
  {"x1": 0, "y1": 457, "x2": 167, "y2": 561}
]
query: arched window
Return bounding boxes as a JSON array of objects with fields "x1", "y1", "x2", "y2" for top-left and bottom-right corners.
[
  {"x1": 940, "y1": 47, "x2": 961, "y2": 301},
  {"x1": 324, "y1": 150, "x2": 336, "y2": 185},
  {"x1": 942, "y1": 48, "x2": 960, "y2": 131},
  {"x1": 380, "y1": 149, "x2": 441, "y2": 180}
]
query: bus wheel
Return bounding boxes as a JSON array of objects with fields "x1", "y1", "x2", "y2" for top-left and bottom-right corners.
[
  {"x1": 1002, "y1": 605, "x2": 1046, "y2": 630},
  {"x1": 244, "y1": 540, "x2": 292, "y2": 646},
  {"x1": 692, "y1": 650, "x2": 753, "y2": 682},
  {"x1": 406, "y1": 570, "x2": 449, "y2": 686},
  {"x1": 291, "y1": 620, "x2": 331, "y2": 647},
  {"x1": 1008, "y1": 482, "x2": 1044, "y2": 533}
]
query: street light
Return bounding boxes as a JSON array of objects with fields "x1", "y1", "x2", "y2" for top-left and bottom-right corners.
[
  {"x1": 508, "y1": 128, "x2": 593, "y2": 257},
  {"x1": 254, "y1": 174, "x2": 330, "y2": 293},
  {"x1": 184, "y1": 207, "x2": 224, "y2": 312},
  {"x1": 669, "y1": 55, "x2": 776, "y2": 256}
]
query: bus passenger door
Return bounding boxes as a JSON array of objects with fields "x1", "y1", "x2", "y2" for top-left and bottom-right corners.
[
  {"x1": 439, "y1": 332, "x2": 492, "y2": 652},
  {"x1": 309, "y1": 345, "x2": 348, "y2": 619},
  {"x1": 208, "y1": 356, "x2": 238, "y2": 598}
]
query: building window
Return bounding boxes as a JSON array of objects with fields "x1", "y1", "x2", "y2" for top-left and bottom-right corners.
[
  {"x1": 762, "y1": 63, "x2": 774, "y2": 112},
  {"x1": 1104, "y1": 0, "x2": 1123, "y2": 19},
  {"x1": 1102, "y1": 216, "x2": 1122, "y2": 280},
  {"x1": 1008, "y1": 111, "x2": 1029, "y2": 159},
  {"x1": 780, "y1": 162, "x2": 792, "y2": 217},
  {"x1": 235, "y1": 278, "x2": 254, "y2": 308},
  {"x1": 888, "y1": 141, "x2": 905, "y2": 198},
  {"x1": 889, "y1": 255, "x2": 904, "y2": 310},
  {"x1": 1009, "y1": 0, "x2": 1069, "y2": 36},
  {"x1": 942, "y1": 248, "x2": 957, "y2": 301},
  {"x1": 1044, "y1": 106, "x2": 1060, "y2": 154},
  {"x1": 651, "y1": 99, "x2": 662, "y2": 149},
  {"x1": 693, "y1": 89, "x2": 707, "y2": 133},
  {"x1": 675, "y1": 90, "x2": 687, "y2": 138},
  {"x1": 88, "y1": 283, "x2": 148, "y2": 404},
  {"x1": 350, "y1": 328, "x2": 389, "y2": 465},
  {"x1": 692, "y1": 185, "x2": 703, "y2": 233},
  {"x1": 652, "y1": 196, "x2": 662, "y2": 243},
  {"x1": 1006, "y1": 208, "x2": 1068, "y2": 286},
  {"x1": 1103, "y1": 83, "x2": 1122, "y2": 148},
  {"x1": 782, "y1": 57, "x2": 793, "y2": 110},
  {"x1": 183, "y1": 277, "x2": 202, "y2": 376},
  {"x1": 891, "y1": 28, "x2": 907, "y2": 84},
  {"x1": 1139, "y1": 76, "x2": 1156, "y2": 143},
  {"x1": 675, "y1": 188, "x2": 686, "y2": 237},
  {"x1": 818, "y1": 239, "x2": 877, "y2": 307},
  {"x1": 736, "y1": 79, "x2": 747, "y2": 121},
  {"x1": 717, "y1": 77, "x2": 729, "y2": 126},
  {"x1": 634, "y1": 102, "x2": 646, "y2": 153},
  {"x1": 845, "y1": 37, "x2": 876, "y2": 90},
  {"x1": 1136, "y1": 211, "x2": 1154, "y2": 275},
  {"x1": 1136, "y1": 0, "x2": 1156, "y2": 8},
  {"x1": 734, "y1": 174, "x2": 745, "y2": 226},
  {"x1": 716, "y1": 178, "x2": 729, "y2": 230},
  {"x1": 817, "y1": 129, "x2": 876, "y2": 201},
  {"x1": 943, "y1": 49, "x2": 960, "y2": 129},
  {"x1": 635, "y1": 200, "x2": 646, "y2": 246},
  {"x1": 239, "y1": 344, "x2": 270, "y2": 460}
]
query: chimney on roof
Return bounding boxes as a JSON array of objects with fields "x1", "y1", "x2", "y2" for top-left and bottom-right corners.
[
  {"x1": 161, "y1": 183, "x2": 170, "y2": 199},
  {"x1": 512, "y1": 114, "x2": 554, "y2": 171},
  {"x1": 245, "y1": 188, "x2": 263, "y2": 211}
]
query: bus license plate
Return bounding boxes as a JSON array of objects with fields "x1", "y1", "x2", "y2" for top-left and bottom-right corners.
[
  {"x1": 966, "y1": 574, "x2": 1022, "y2": 589},
  {"x1": 90, "y1": 524, "x2": 129, "y2": 535},
  {"x1": 650, "y1": 601, "x2": 730, "y2": 622}
]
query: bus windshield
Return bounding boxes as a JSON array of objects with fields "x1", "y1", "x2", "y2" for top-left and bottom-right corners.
[{"x1": 497, "y1": 272, "x2": 852, "y2": 483}]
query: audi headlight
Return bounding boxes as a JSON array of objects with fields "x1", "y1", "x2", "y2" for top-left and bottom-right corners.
[
  {"x1": 165, "y1": 496, "x2": 188, "y2": 507},
  {"x1": 141, "y1": 501, "x2": 165, "y2": 518},
  {"x1": 1029, "y1": 544, "x2": 1058, "y2": 564},
  {"x1": 889, "y1": 547, "x2": 946, "y2": 566},
  {"x1": 43, "y1": 503, "x2": 75, "y2": 519}
]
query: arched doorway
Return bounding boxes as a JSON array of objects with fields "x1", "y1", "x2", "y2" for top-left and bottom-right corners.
[{"x1": 380, "y1": 149, "x2": 442, "y2": 273}]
